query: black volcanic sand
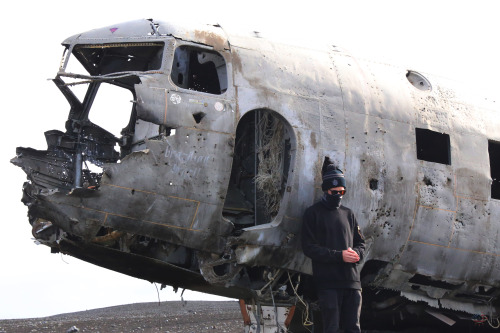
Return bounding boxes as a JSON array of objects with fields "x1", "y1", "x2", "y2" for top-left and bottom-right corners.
[{"x1": 0, "y1": 301, "x2": 243, "y2": 333}]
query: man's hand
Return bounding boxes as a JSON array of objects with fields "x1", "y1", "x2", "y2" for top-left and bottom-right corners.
[{"x1": 342, "y1": 247, "x2": 360, "y2": 263}]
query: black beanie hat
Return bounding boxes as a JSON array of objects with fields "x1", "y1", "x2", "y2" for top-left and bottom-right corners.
[{"x1": 322, "y1": 165, "x2": 346, "y2": 191}]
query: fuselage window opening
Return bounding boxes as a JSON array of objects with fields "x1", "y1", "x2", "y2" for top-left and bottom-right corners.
[
  {"x1": 415, "y1": 128, "x2": 451, "y2": 165},
  {"x1": 488, "y1": 140, "x2": 500, "y2": 199},
  {"x1": 170, "y1": 46, "x2": 227, "y2": 95}
]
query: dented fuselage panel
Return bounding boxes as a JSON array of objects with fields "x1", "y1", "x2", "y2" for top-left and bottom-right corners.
[{"x1": 12, "y1": 18, "x2": 500, "y2": 329}]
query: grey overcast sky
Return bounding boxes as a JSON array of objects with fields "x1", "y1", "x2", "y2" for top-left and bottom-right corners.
[{"x1": 1, "y1": 0, "x2": 499, "y2": 319}]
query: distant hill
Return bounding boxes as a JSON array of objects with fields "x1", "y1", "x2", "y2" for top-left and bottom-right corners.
[{"x1": 0, "y1": 301, "x2": 242, "y2": 333}]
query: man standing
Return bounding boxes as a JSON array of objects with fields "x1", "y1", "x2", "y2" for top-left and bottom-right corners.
[{"x1": 302, "y1": 165, "x2": 365, "y2": 333}]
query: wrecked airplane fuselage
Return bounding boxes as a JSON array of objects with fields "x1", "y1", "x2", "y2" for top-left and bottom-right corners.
[{"x1": 12, "y1": 19, "x2": 500, "y2": 331}]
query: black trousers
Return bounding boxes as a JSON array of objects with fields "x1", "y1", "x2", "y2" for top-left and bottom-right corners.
[{"x1": 317, "y1": 288, "x2": 362, "y2": 333}]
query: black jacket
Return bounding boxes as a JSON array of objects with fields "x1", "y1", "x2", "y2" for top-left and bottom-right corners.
[{"x1": 302, "y1": 202, "x2": 365, "y2": 290}]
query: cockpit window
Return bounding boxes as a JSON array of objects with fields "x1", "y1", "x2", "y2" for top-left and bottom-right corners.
[
  {"x1": 72, "y1": 43, "x2": 164, "y2": 85},
  {"x1": 170, "y1": 46, "x2": 227, "y2": 95},
  {"x1": 88, "y1": 83, "x2": 134, "y2": 138}
]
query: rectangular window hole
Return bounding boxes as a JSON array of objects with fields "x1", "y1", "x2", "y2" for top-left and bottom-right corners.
[
  {"x1": 170, "y1": 46, "x2": 227, "y2": 95},
  {"x1": 488, "y1": 140, "x2": 500, "y2": 199},
  {"x1": 415, "y1": 128, "x2": 451, "y2": 165}
]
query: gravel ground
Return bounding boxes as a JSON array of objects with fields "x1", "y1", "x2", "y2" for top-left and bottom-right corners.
[{"x1": 0, "y1": 301, "x2": 243, "y2": 333}]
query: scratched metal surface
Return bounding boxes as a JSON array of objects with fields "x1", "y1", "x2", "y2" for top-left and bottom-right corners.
[
  {"x1": 223, "y1": 24, "x2": 500, "y2": 314},
  {"x1": 13, "y1": 19, "x2": 500, "y2": 316}
]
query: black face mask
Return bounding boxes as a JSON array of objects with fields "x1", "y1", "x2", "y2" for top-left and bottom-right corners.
[{"x1": 322, "y1": 193, "x2": 342, "y2": 210}]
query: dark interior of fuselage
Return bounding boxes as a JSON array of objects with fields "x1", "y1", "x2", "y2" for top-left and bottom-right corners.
[
  {"x1": 170, "y1": 45, "x2": 227, "y2": 95},
  {"x1": 72, "y1": 43, "x2": 164, "y2": 77},
  {"x1": 489, "y1": 140, "x2": 500, "y2": 199},
  {"x1": 223, "y1": 110, "x2": 294, "y2": 228}
]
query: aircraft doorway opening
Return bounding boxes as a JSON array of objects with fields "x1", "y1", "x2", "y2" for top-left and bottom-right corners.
[{"x1": 223, "y1": 110, "x2": 294, "y2": 228}]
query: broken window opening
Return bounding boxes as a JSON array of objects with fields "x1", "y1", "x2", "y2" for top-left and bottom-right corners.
[
  {"x1": 64, "y1": 42, "x2": 164, "y2": 102},
  {"x1": 415, "y1": 128, "x2": 451, "y2": 165},
  {"x1": 60, "y1": 42, "x2": 168, "y2": 158},
  {"x1": 63, "y1": 51, "x2": 90, "y2": 102},
  {"x1": 170, "y1": 45, "x2": 227, "y2": 95},
  {"x1": 88, "y1": 83, "x2": 134, "y2": 139},
  {"x1": 53, "y1": 81, "x2": 137, "y2": 189},
  {"x1": 72, "y1": 43, "x2": 164, "y2": 80},
  {"x1": 488, "y1": 140, "x2": 500, "y2": 199},
  {"x1": 223, "y1": 110, "x2": 294, "y2": 228},
  {"x1": 24, "y1": 43, "x2": 168, "y2": 193}
]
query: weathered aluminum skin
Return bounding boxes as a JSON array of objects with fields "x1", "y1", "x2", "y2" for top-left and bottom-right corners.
[{"x1": 12, "y1": 18, "x2": 500, "y2": 324}]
